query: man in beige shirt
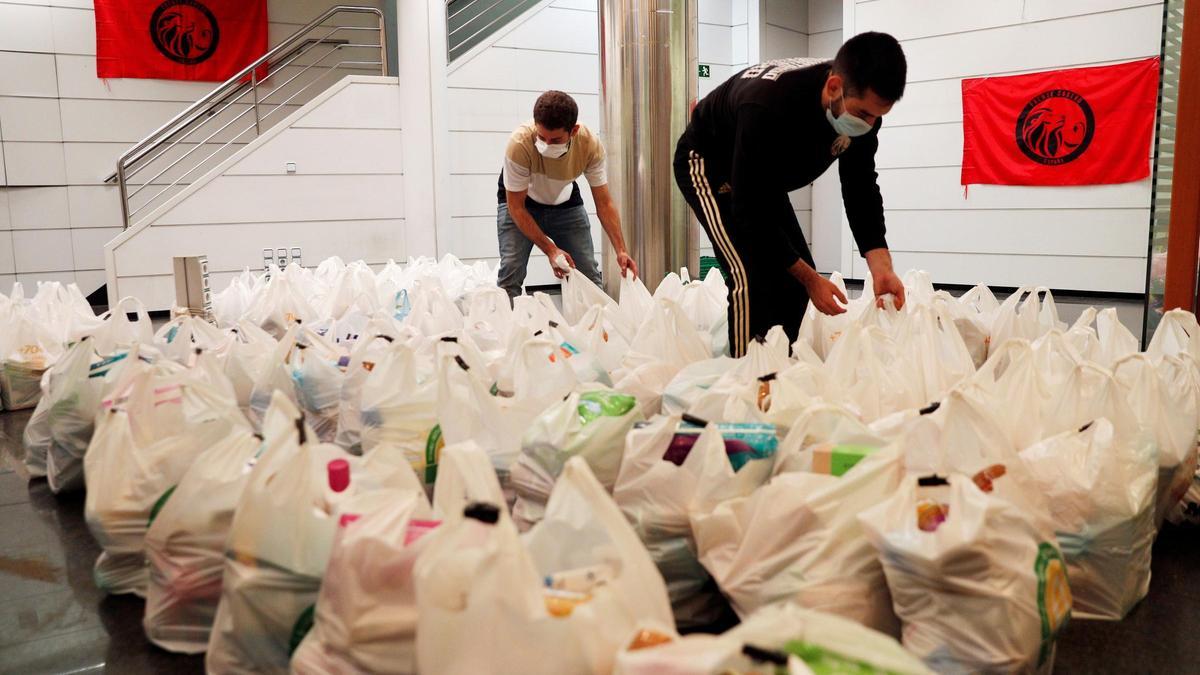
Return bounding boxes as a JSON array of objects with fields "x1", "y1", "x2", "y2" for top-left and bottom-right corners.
[{"x1": 497, "y1": 90, "x2": 637, "y2": 299}]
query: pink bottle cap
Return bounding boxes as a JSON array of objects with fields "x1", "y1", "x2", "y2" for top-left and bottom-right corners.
[
  {"x1": 339, "y1": 513, "x2": 360, "y2": 527},
  {"x1": 327, "y1": 459, "x2": 351, "y2": 493}
]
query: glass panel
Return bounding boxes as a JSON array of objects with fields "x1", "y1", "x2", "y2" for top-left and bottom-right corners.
[{"x1": 1145, "y1": 0, "x2": 1187, "y2": 344}]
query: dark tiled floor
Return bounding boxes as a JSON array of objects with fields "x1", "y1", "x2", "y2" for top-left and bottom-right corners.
[{"x1": 0, "y1": 407, "x2": 1197, "y2": 674}]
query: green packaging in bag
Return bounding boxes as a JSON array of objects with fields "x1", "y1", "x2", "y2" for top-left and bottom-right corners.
[{"x1": 576, "y1": 391, "x2": 637, "y2": 425}]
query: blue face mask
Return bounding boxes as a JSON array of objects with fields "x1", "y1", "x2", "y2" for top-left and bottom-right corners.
[{"x1": 826, "y1": 92, "x2": 874, "y2": 137}]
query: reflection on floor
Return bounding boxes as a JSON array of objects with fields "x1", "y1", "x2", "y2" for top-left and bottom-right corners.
[{"x1": 2, "y1": 396, "x2": 1196, "y2": 674}]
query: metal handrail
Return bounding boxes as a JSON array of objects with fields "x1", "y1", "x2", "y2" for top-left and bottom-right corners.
[
  {"x1": 104, "y1": 37, "x2": 351, "y2": 184},
  {"x1": 114, "y1": 5, "x2": 387, "y2": 229}
]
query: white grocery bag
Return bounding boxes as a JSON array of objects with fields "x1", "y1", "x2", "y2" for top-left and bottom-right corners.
[
  {"x1": 1064, "y1": 307, "x2": 1139, "y2": 368},
  {"x1": 224, "y1": 320, "x2": 278, "y2": 414},
  {"x1": 143, "y1": 423, "x2": 264, "y2": 653},
  {"x1": 292, "y1": 441, "x2": 489, "y2": 667},
  {"x1": 25, "y1": 336, "x2": 111, "y2": 481},
  {"x1": 511, "y1": 387, "x2": 644, "y2": 529},
  {"x1": 686, "y1": 326, "x2": 792, "y2": 424},
  {"x1": 403, "y1": 279, "x2": 466, "y2": 337},
  {"x1": 693, "y1": 443, "x2": 904, "y2": 635},
  {"x1": 1020, "y1": 417, "x2": 1156, "y2": 621},
  {"x1": 438, "y1": 336, "x2": 576, "y2": 473},
  {"x1": 1147, "y1": 308, "x2": 1200, "y2": 362},
  {"x1": 432, "y1": 440, "x2": 508, "y2": 520},
  {"x1": 416, "y1": 458, "x2": 674, "y2": 675},
  {"x1": 84, "y1": 355, "x2": 246, "y2": 597},
  {"x1": 248, "y1": 325, "x2": 345, "y2": 440},
  {"x1": 892, "y1": 304, "x2": 976, "y2": 406},
  {"x1": 859, "y1": 475, "x2": 1072, "y2": 674},
  {"x1": 212, "y1": 269, "x2": 261, "y2": 328},
  {"x1": 794, "y1": 272, "x2": 863, "y2": 360},
  {"x1": 243, "y1": 266, "x2": 317, "y2": 337},
  {"x1": 676, "y1": 268, "x2": 731, "y2": 357},
  {"x1": 989, "y1": 286, "x2": 1067, "y2": 352},
  {"x1": 1145, "y1": 310, "x2": 1200, "y2": 525},
  {"x1": 567, "y1": 303, "x2": 630, "y2": 379},
  {"x1": 334, "y1": 332, "x2": 401, "y2": 452},
  {"x1": 40, "y1": 305, "x2": 153, "y2": 491},
  {"x1": 290, "y1": 488, "x2": 433, "y2": 675},
  {"x1": 22, "y1": 388, "x2": 52, "y2": 478},
  {"x1": 0, "y1": 307, "x2": 62, "y2": 410},
  {"x1": 1113, "y1": 353, "x2": 1200, "y2": 527},
  {"x1": 615, "y1": 299, "x2": 710, "y2": 416},
  {"x1": 562, "y1": 267, "x2": 620, "y2": 328},
  {"x1": 662, "y1": 357, "x2": 737, "y2": 416},
  {"x1": 353, "y1": 340, "x2": 441, "y2": 484},
  {"x1": 966, "y1": 338, "x2": 1054, "y2": 452},
  {"x1": 207, "y1": 404, "x2": 415, "y2": 673},
  {"x1": 614, "y1": 416, "x2": 773, "y2": 629},
  {"x1": 944, "y1": 284, "x2": 1000, "y2": 368},
  {"x1": 617, "y1": 270, "x2": 654, "y2": 339},
  {"x1": 615, "y1": 602, "x2": 931, "y2": 675},
  {"x1": 821, "y1": 320, "x2": 916, "y2": 422},
  {"x1": 771, "y1": 403, "x2": 884, "y2": 475},
  {"x1": 155, "y1": 315, "x2": 231, "y2": 364}
]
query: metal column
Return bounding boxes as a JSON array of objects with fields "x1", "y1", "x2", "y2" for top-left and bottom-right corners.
[{"x1": 598, "y1": 0, "x2": 698, "y2": 295}]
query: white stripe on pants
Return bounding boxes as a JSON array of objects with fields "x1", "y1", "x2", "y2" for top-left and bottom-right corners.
[{"x1": 687, "y1": 151, "x2": 751, "y2": 356}]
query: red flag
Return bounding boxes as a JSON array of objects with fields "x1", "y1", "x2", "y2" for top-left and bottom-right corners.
[
  {"x1": 961, "y1": 58, "x2": 1160, "y2": 186},
  {"x1": 95, "y1": 0, "x2": 267, "y2": 81}
]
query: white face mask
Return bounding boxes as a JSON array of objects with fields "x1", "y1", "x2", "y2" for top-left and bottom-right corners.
[
  {"x1": 535, "y1": 138, "x2": 570, "y2": 159},
  {"x1": 826, "y1": 92, "x2": 874, "y2": 138}
]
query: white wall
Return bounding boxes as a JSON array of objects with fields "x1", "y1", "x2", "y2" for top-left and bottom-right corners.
[
  {"x1": 106, "y1": 76, "x2": 406, "y2": 309},
  {"x1": 441, "y1": 0, "x2": 603, "y2": 289},
  {"x1": 696, "y1": 1, "x2": 816, "y2": 261},
  {"x1": 761, "y1": 0, "x2": 814, "y2": 249},
  {"x1": 807, "y1": 0, "x2": 843, "y2": 273},
  {"x1": 696, "y1": 0, "x2": 757, "y2": 261},
  {"x1": 847, "y1": 0, "x2": 1161, "y2": 293},
  {"x1": 0, "y1": 0, "x2": 382, "y2": 297}
]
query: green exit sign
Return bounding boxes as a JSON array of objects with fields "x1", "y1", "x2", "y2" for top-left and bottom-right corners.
[{"x1": 698, "y1": 64, "x2": 711, "y2": 78}]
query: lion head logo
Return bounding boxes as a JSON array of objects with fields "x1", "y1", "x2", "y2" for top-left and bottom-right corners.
[
  {"x1": 1016, "y1": 89, "x2": 1095, "y2": 166},
  {"x1": 150, "y1": 0, "x2": 219, "y2": 66}
]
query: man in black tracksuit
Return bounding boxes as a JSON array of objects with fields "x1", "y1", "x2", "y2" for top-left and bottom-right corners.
[{"x1": 674, "y1": 32, "x2": 908, "y2": 357}]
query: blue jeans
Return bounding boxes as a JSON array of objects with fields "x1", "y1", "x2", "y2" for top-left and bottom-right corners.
[{"x1": 497, "y1": 203, "x2": 602, "y2": 299}]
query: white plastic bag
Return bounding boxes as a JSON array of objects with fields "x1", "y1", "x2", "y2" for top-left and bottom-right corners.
[
  {"x1": 614, "y1": 416, "x2": 773, "y2": 629},
  {"x1": 290, "y1": 488, "x2": 433, "y2": 675},
  {"x1": 85, "y1": 355, "x2": 246, "y2": 596},
  {"x1": 511, "y1": 387, "x2": 644, "y2": 529},
  {"x1": 562, "y1": 267, "x2": 620, "y2": 330},
  {"x1": 415, "y1": 458, "x2": 674, "y2": 675},
  {"x1": 1113, "y1": 353, "x2": 1200, "y2": 527},
  {"x1": 693, "y1": 444, "x2": 904, "y2": 635},
  {"x1": 1020, "y1": 417, "x2": 1156, "y2": 621},
  {"x1": 358, "y1": 341, "x2": 441, "y2": 481},
  {"x1": 206, "y1": 409, "x2": 413, "y2": 673},
  {"x1": 615, "y1": 602, "x2": 931, "y2": 675},
  {"x1": 614, "y1": 299, "x2": 710, "y2": 416},
  {"x1": 143, "y1": 423, "x2": 264, "y2": 653},
  {"x1": 859, "y1": 475, "x2": 1071, "y2": 674},
  {"x1": 334, "y1": 332, "x2": 401, "y2": 452}
]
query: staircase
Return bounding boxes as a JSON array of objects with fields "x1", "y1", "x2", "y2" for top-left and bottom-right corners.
[
  {"x1": 446, "y1": 0, "x2": 545, "y2": 61},
  {"x1": 107, "y1": 5, "x2": 388, "y2": 230}
]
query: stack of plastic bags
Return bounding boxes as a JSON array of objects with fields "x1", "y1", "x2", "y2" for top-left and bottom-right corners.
[
  {"x1": 26, "y1": 250, "x2": 1200, "y2": 675},
  {"x1": 206, "y1": 391, "x2": 426, "y2": 672},
  {"x1": 85, "y1": 346, "x2": 245, "y2": 596},
  {"x1": 1, "y1": 281, "x2": 103, "y2": 410}
]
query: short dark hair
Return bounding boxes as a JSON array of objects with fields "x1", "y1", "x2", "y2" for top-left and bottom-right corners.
[
  {"x1": 833, "y1": 32, "x2": 907, "y2": 102},
  {"x1": 533, "y1": 90, "x2": 579, "y2": 131}
]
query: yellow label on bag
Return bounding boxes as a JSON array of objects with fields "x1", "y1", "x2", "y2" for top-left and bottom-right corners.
[{"x1": 1036, "y1": 542, "x2": 1072, "y2": 665}]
